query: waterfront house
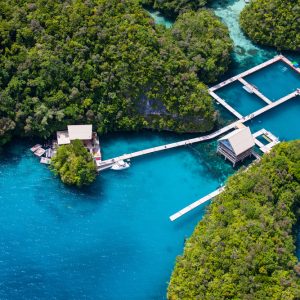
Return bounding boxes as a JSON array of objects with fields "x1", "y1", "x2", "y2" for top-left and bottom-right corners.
[
  {"x1": 217, "y1": 127, "x2": 255, "y2": 166},
  {"x1": 56, "y1": 125, "x2": 101, "y2": 166}
]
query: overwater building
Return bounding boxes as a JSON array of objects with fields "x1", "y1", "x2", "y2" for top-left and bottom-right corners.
[
  {"x1": 217, "y1": 127, "x2": 255, "y2": 166},
  {"x1": 56, "y1": 124, "x2": 101, "y2": 165}
]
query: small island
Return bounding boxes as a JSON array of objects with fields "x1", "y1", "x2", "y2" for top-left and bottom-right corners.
[
  {"x1": 51, "y1": 125, "x2": 101, "y2": 187},
  {"x1": 51, "y1": 139, "x2": 97, "y2": 187}
]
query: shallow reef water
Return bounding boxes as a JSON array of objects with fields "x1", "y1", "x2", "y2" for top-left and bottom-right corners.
[{"x1": 0, "y1": 2, "x2": 300, "y2": 299}]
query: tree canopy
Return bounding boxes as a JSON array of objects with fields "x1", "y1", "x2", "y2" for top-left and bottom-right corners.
[
  {"x1": 51, "y1": 139, "x2": 97, "y2": 187},
  {"x1": 170, "y1": 10, "x2": 233, "y2": 83},
  {"x1": 0, "y1": 0, "x2": 227, "y2": 146},
  {"x1": 240, "y1": 0, "x2": 300, "y2": 51},
  {"x1": 142, "y1": 0, "x2": 206, "y2": 17},
  {"x1": 168, "y1": 141, "x2": 300, "y2": 299}
]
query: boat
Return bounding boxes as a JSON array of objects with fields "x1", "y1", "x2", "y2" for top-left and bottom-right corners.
[
  {"x1": 111, "y1": 160, "x2": 130, "y2": 170},
  {"x1": 242, "y1": 85, "x2": 253, "y2": 94}
]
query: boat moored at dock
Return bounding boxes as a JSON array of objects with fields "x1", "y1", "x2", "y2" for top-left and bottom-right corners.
[{"x1": 111, "y1": 160, "x2": 130, "y2": 170}]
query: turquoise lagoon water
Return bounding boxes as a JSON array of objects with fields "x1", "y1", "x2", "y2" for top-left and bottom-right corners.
[
  {"x1": 215, "y1": 60, "x2": 300, "y2": 117},
  {"x1": 247, "y1": 96, "x2": 300, "y2": 141},
  {"x1": 147, "y1": 10, "x2": 173, "y2": 28},
  {"x1": 0, "y1": 135, "x2": 234, "y2": 299},
  {"x1": 209, "y1": 0, "x2": 276, "y2": 73},
  {"x1": 1, "y1": 3, "x2": 300, "y2": 300},
  {"x1": 215, "y1": 81, "x2": 266, "y2": 116},
  {"x1": 245, "y1": 61, "x2": 300, "y2": 101}
]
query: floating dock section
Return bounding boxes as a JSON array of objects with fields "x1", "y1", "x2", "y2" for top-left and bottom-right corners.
[
  {"x1": 209, "y1": 55, "x2": 282, "y2": 92},
  {"x1": 169, "y1": 187, "x2": 224, "y2": 221},
  {"x1": 253, "y1": 129, "x2": 280, "y2": 153},
  {"x1": 208, "y1": 55, "x2": 299, "y2": 118}
]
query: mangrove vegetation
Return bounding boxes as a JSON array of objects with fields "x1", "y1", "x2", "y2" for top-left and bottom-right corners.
[{"x1": 168, "y1": 141, "x2": 300, "y2": 299}]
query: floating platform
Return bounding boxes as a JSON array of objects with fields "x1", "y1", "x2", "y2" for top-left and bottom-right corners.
[
  {"x1": 253, "y1": 128, "x2": 280, "y2": 153},
  {"x1": 30, "y1": 144, "x2": 42, "y2": 152},
  {"x1": 40, "y1": 157, "x2": 51, "y2": 165},
  {"x1": 34, "y1": 147, "x2": 46, "y2": 157}
]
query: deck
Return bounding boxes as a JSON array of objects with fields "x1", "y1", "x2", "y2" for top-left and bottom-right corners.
[
  {"x1": 208, "y1": 55, "x2": 299, "y2": 117},
  {"x1": 169, "y1": 187, "x2": 224, "y2": 221},
  {"x1": 209, "y1": 55, "x2": 282, "y2": 92}
]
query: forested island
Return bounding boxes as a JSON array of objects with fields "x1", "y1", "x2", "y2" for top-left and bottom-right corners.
[
  {"x1": 142, "y1": 0, "x2": 206, "y2": 17},
  {"x1": 0, "y1": 0, "x2": 233, "y2": 148},
  {"x1": 168, "y1": 141, "x2": 300, "y2": 299},
  {"x1": 240, "y1": 0, "x2": 300, "y2": 51}
]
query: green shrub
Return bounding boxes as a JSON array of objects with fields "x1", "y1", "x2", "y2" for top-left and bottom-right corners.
[{"x1": 51, "y1": 140, "x2": 97, "y2": 187}]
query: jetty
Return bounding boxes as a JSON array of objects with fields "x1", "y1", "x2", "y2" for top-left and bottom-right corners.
[
  {"x1": 169, "y1": 187, "x2": 224, "y2": 221},
  {"x1": 208, "y1": 55, "x2": 300, "y2": 115},
  {"x1": 98, "y1": 88, "x2": 299, "y2": 171},
  {"x1": 209, "y1": 55, "x2": 282, "y2": 92},
  {"x1": 253, "y1": 128, "x2": 280, "y2": 153},
  {"x1": 238, "y1": 78, "x2": 272, "y2": 104}
]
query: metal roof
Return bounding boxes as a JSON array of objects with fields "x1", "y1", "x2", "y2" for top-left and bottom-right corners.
[
  {"x1": 219, "y1": 127, "x2": 255, "y2": 156},
  {"x1": 67, "y1": 125, "x2": 92, "y2": 141}
]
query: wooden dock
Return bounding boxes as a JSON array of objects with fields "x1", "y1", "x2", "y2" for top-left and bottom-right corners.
[
  {"x1": 209, "y1": 55, "x2": 282, "y2": 92},
  {"x1": 253, "y1": 128, "x2": 280, "y2": 153},
  {"x1": 208, "y1": 91, "x2": 243, "y2": 119},
  {"x1": 98, "y1": 89, "x2": 299, "y2": 171},
  {"x1": 97, "y1": 122, "x2": 239, "y2": 171},
  {"x1": 238, "y1": 78, "x2": 272, "y2": 104},
  {"x1": 280, "y1": 55, "x2": 300, "y2": 74},
  {"x1": 169, "y1": 187, "x2": 224, "y2": 221}
]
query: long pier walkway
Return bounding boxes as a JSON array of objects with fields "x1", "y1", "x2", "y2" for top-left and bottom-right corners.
[
  {"x1": 238, "y1": 78, "x2": 272, "y2": 105},
  {"x1": 209, "y1": 55, "x2": 282, "y2": 92},
  {"x1": 98, "y1": 88, "x2": 299, "y2": 171},
  {"x1": 208, "y1": 91, "x2": 243, "y2": 119},
  {"x1": 169, "y1": 187, "x2": 224, "y2": 221}
]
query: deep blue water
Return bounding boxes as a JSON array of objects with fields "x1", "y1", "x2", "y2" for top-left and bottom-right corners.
[
  {"x1": 0, "y1": 136, "x2": 234, "y2": 300},
  {"x1": 1, "y1": 2, "x2": 300, "y2": 299}
]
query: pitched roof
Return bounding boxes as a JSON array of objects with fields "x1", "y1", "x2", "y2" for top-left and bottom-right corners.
[
  {"x1": 67, "y1": 125, "x2": 92, "y2": 140},
  {"x1": 219, "y1": 127, "x2": 255, "y2": 156}
]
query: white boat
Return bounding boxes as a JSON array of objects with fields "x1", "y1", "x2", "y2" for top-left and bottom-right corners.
[
  {"x1": 111, "y1": 160, "x2": 130, "y2": 170},
  {"x1": 242, "y1": 85, "x2": 254, "y2": 93}
]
